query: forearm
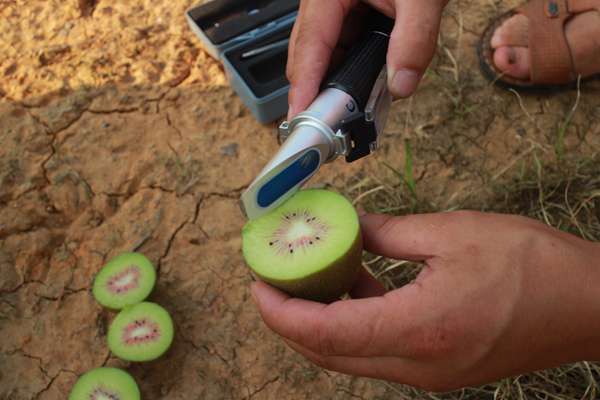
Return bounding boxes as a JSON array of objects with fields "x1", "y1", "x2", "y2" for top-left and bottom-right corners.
[{"x1": 572, "y1": 240, "x2": 600, "y2": 361}]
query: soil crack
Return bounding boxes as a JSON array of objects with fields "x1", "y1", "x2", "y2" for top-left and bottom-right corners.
[
  {"x1": 36, "y1": 287, "x2": 89, "y2": 303},
  {"x1": 205, "y1": 184, "x2": 250, "y2": 200},
  {"x1": 34, "y1": 368, "x2": 77, "y2": 400},
  {"x1": 87, "y1": 107, "x2": 140, "y2": 115},
  {"x1": 166, "y1": 111, "x2": 183, "y2": 141},
  {"x1": 180, "y1": 334, "x2": 231, "y2": 367},
  {"x1": 247, "y1": 376, "x2": 279, "y2": 399},
  {"x1": 10, "y1": 349, "x2": 51, "y2": 379},
  {"x1": 157, "y1": 220, "x2": 188, "y2": 275},
  {"x1": 0, "y1": 279, "x2": 47, "y2": 295}
]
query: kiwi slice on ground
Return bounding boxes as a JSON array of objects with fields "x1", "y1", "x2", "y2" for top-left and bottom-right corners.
[
  {"x1": 68, "y1": 367, "x2": 140, "y2": 400},
  {"x1": 108, "y1": 302, "x2": 174, "y2": 362},
  {"x1": 93, "y1": 252, "x2": 156, "y2": 310},
  {"x1": 242, "y1": 189, "x2": 363, "y2": 302}
]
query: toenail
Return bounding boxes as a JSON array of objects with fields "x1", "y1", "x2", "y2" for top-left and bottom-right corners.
[{"x1": 507, "y1": 48, "x2": 517, "y2": 64}]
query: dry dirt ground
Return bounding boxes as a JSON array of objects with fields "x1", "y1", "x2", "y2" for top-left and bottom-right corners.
[{"x1": 1, "y1": 0, "x2": 599, "y2": 399}]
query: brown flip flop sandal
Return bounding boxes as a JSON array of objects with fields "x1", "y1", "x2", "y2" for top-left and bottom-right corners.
[{"x1": 477, "y1": 0, "x2": 600, "y2": 92}]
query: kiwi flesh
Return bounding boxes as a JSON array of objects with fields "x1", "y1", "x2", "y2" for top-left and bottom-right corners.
[
  {"x1": 93, "y1": 252, "x2": 156, "y2": 310},
  {"x1": 108, "y1": 302, "x2": 174, "y2": 362},
  {"x1": 68, "y1": 367, "x2": 140, "y2": 400},
  {"x1": 242, "y1": 189, "x2": 362, "y2": 302}
]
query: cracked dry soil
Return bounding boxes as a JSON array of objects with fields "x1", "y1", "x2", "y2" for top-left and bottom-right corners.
[{"x1": 1, "y1": 0, "x2": 600, "y2": 399}]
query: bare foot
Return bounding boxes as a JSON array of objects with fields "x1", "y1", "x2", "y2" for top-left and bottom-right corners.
[{"x1": 490, "y1": 9, "x2": 600, "y2": 80}]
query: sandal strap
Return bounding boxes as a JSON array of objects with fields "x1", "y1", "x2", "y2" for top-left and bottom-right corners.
[
  {"x1": 567, "y1": 0, "x2": 600, "y2": 13},
  {"x1": 518, "y1": 0, "x2": 574, "y2": 84}
]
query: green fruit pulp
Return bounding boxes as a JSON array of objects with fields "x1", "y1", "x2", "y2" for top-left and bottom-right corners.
[
  {"x1": 242, "y1": 189, "x2": 362, "y2": 302},
  {"x1": 108, "y1": 302, "x2": 174, "y2": 362},
  {"x1": 68, "y1": 367, "x2": 140, "y2": 400},
  {"x1": 92, "y1": 252, "x2": 156, "y2": 310}
]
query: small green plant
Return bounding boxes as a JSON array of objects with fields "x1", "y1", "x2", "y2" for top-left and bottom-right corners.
[
  {"x1": 555, "y1": 76, "x2": 582, "y2": 161},
  {"x1": 382, "y1": 139, "x2": 418, "y2": 210}
]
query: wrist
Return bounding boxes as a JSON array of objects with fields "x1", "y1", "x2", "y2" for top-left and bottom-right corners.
[
  {"x1": 517, "y1": 233, "x2": 600, "y2": 368},
  {"x1": 569, "y1": 240, "x2": 600, "y2": 361}
]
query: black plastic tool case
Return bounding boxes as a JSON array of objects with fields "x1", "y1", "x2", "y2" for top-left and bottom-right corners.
[{"x1": 186, "y1": 0, "x2": 299, "y2": 123}]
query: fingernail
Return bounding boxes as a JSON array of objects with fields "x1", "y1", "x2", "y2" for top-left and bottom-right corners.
[
  {"x1": 356, "y1": 206, "x2": 367, "y2": 217},
  {"x1": 388, "y1": 68, "x2": 421, "y2": 98},
  {"x1": 507, "y1": 47, "x2": 517, "y2": 65}
]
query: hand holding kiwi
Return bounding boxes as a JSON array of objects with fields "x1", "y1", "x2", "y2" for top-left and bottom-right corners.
[{"x1": 251, "y1": 211, "x2": 600, "y2": 391}]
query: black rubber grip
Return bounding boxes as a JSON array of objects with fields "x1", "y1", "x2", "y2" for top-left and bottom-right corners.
[{"x1": 325, "y1": 11, "x2": 393, "y2": 109}]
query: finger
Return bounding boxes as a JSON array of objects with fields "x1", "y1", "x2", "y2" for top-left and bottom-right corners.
[
  {"x1": 349, "y1": 267, "x2": 386, "y2": 298},
  {"x1": 251, "y1": 280, "x2": 421, "y2": 357},
  {"x1": 386, "y1": 0, "x2": 445, "y2": 98},
  {"x1": 363, "y1": 0, "x2": 396, "y2": 16},
  {"x1": 287, "y1": 2, "x2": 363, "y2": 112},
  {"x1": 324, "y1": 5, "x2": 372, "y2": 81},
  {"x1": 284, "y1": 339, "x2": 460, "y2": 391},
  {"x1": 327, "y1": 7, "x2": 366, "y2": 71},
  {"x1": 288, "y1": 5, "x2": 362, "y2": 117},
  {"x1": 337, "y1": 4, "x2": 370, "y2": 48},
  {"x1": 283, "y1": 338, "x2": 413, "y2": 383},
  {"x1": 286, "y1": 16, "x2": 300, "y2": 84},
  {"x1": 287, "y1": 0, "x2": 357, "y2": 118},
  {"x1": 359, "y1": 213, "x2": 441, "y2": 261}
]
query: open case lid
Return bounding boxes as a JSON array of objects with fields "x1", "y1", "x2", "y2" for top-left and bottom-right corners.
[{"x1": 187, "y1": 0, "x2": 299, "y2": 46}]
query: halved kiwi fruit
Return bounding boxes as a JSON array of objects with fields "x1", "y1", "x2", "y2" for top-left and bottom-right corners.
[
  {"x1": 242, "y1": 189, "x2": 363, "y2": 302},
  {"x1": 93, "y1": 252, "x2": 156, "y2": 310},
  {"x1": 68, "y1": 367, "x2": 140, "y2": 400},
  {"x1": 108, "y1": 302, "x2": 174, "y2": 362}
]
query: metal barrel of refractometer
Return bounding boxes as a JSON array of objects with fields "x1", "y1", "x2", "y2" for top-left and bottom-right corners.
[{"x1": 285, "y1": 9, "x2": 394, "y2": 160}]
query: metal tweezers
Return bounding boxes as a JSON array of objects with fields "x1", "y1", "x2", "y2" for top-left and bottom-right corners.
[{"x1": 241, "y1": 38, "x2": 290, "y2": 59}]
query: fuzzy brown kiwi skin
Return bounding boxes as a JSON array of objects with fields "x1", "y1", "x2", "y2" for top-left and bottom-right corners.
[{"x1": 254, "y1": 233, "x2": 363, "y2": 303}]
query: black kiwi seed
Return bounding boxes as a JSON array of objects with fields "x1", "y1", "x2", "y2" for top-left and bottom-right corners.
[
  {"x1": 290, "y1": 249, "x2": 293, "y2": 253},
  {"x1": 316, "y1": 237, "x2": 320, "y2": 240}
]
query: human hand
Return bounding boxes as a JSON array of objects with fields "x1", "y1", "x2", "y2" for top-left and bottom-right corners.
[
  {"x1": 286, "y1": 0, "x2": 448, "y2": 118},
  {"x1": 251, "y1": 211, "x2": 600, "y2": 391}
]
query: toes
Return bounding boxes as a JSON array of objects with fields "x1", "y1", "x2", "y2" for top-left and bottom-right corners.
[
  {"x1": 491, "y1": 14, "x2": 529, "y2": 48},
  {"x1": 564, "y1": 12, "x2": 600, "y2": 77},
  {"x1": 493, "y1": 46, "x2": 531, "y2": 79}
]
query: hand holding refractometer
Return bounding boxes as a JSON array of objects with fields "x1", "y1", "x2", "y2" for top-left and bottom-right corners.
[{"x1": 240, "y1": 9, "x2": 394, "y2": 220}]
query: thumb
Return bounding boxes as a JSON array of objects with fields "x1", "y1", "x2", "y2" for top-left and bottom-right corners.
[
  {"x1": 386, "y1": 0, "x2": 445, "y2": 98},
  {"x1": 286, "y1": 0, "x2": 357, "y2": 118}
]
